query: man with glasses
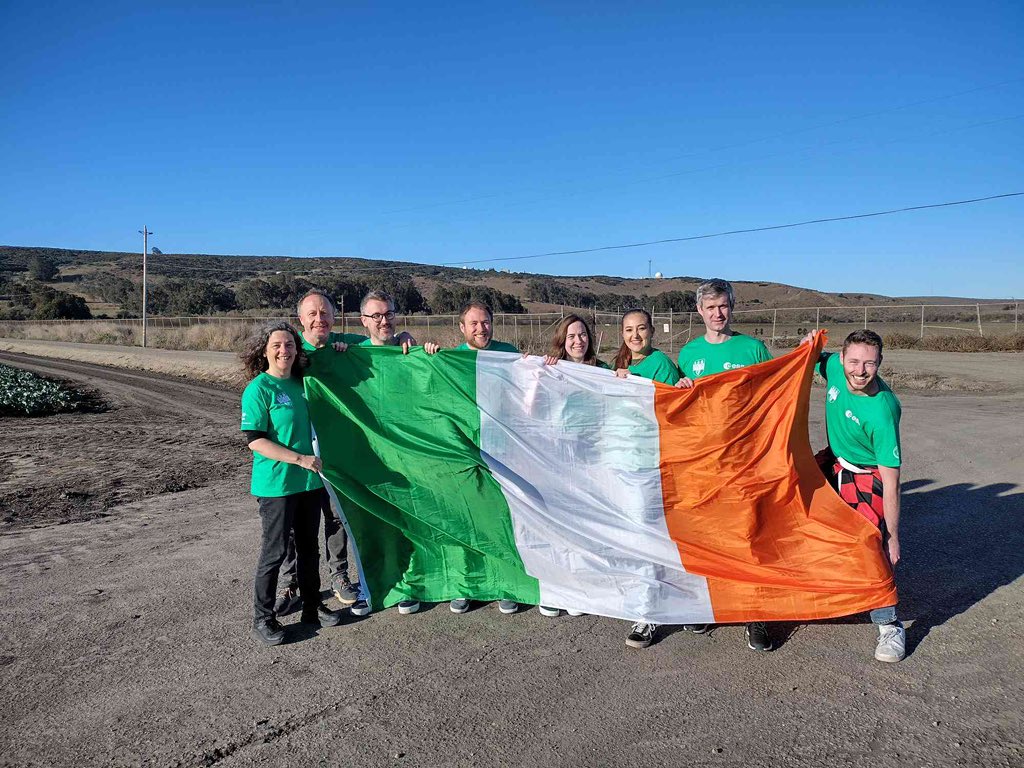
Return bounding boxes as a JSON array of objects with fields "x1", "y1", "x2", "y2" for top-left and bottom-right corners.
[{"x1": 358, "y1": 289, "x2": 439, "y2": 353}]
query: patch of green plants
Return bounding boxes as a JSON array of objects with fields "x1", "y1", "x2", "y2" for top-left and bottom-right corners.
[{"x1": 0, "y1": 364, "x2": 103, "y2": 417}]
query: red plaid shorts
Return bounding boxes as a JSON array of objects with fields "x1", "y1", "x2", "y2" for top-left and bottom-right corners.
[{"x1": 832, "y1": 460, "x2": 884, "y2": 527}]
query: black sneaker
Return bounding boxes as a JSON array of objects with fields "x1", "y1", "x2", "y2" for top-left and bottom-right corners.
[
  {"x1": 625, "y1": 622, "x2": 657, "y2": 649},
  {"x1": 301, "y1": 603, "x2": 344, "y2": 627},
  {"x1": 331, "y1": 575, "x2": 359, "y2": 605},
  {"x1": 745, "y1": 621, "x2": 773, "y2": 652},
  {"x1": 252, "y1": 617, "x2": 285, "y2": 646},
  {"x1": 273, "y1": 587, "x2": 301, "y2": 616},
  {"x1": 682, "y1": 623, "x2": 710, "y2": 634}
]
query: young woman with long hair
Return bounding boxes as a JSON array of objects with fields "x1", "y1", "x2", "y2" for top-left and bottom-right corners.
[
  {"x1": 543, "y1": 314, "x2": 609, "y2": 368},
  {"x1": 241, "y1": 321, "x2": 343, "y2": 645},
  {"x1": 612, "y1": 308, "x2": 680, "y2": 385}
]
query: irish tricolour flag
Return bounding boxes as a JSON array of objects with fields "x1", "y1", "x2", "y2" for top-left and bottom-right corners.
[{"x1": 305, "y1": 333, "x2": 896, "y2": 624}]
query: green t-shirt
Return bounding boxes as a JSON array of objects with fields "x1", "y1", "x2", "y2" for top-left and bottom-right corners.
[
  {"x1": 819, "y1": 352, "x2": 902, "y2": 468},
  {"x1": 627, "y1": 349, "x2": 680, "y2": 385},
  {"x1": 677, "y1": 333, "x2": 772, "y2": 379},
  {"x1": 456, "y1": 340, "x2": 520, "y2": 353},
  {"x1": 240, "y1": 373, "x2": 324, "y2": 497},
  {"x1": 300, "y1": 330, "x2": 367, "y2": 352},
  {"x1": 358, "y1": 336, "x2": 400, "y2": 346},
  {"x1": 596, "y1": 359, "x2": 611, "y2": 370}
]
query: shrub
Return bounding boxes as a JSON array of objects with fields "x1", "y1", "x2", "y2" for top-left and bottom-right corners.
[{"x1": 0, "y1": 364, "x2": 104, "y2": 416}]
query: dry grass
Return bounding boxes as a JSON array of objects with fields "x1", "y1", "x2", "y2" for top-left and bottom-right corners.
[{"x1": 883, "y1": 332, "x2": 1024, "y2": 352}]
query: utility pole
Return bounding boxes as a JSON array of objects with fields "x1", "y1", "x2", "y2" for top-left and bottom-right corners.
[{"x1": 138, "y1": 226, "x2": 153, "y2": 347}]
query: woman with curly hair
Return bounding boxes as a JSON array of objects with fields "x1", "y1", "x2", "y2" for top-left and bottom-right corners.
[
  {"x1": 543, "y1": 314, "x2": 610, "y2": 369},
  {"x1": 240, "y1": 321, "x2": 343, "y2": 646}
]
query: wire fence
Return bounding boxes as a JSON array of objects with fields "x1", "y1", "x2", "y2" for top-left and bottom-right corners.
[{"x1": 0, "y1": 302, "x2": 1019, "y2": 355}]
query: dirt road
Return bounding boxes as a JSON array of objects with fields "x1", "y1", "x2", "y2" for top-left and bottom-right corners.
[{"x1": 0, "y1": 347, "x2": 1021, "y2": 767}]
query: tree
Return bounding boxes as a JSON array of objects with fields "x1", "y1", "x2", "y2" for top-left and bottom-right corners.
[
  {"x1": 27, "y1": 255, "x2": 58, "y2": 281},
  {"x1": 34, "y1": 293, "x2": 92, "y2": 320}
]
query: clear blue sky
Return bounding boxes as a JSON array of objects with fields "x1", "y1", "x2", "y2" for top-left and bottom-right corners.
[{"x1": 1, "y1": 1, "x2": 1022, "y2": 298}]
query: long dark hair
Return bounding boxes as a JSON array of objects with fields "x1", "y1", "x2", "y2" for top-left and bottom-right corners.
[
  {"x1": 240, "y1": 321, "x2": 308, "y2": 381},
  {"x1": 613, "y1": 308, "x2": 653, "y2": 371},
  {"x1": 547, "y1": 314, "x2": 599, "y2": 365}
]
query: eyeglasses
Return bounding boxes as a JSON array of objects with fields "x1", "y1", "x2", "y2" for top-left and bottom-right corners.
[{"x1": 361, "y1": 311, "x2": 396, "y2": 323}]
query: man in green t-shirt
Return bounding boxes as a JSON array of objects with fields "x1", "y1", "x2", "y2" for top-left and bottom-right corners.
[
  {"x1": 676, "y1": 278, "x2": 772, "y2": 387},
  {"x1": 815, "y1": 329, "x2": 905, "y2": 663},
  {"x1": 449, "y1": 301, "x2": 519, "y2": 616},
  {"x1": 674, "y1": 279, "x2": 775, "y2": 652}
]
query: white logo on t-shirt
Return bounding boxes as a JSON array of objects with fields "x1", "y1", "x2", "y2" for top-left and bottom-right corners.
[
  {"x1": 276, "y1": 393, "x2": 292, "y2": 406},
  {"x1": 828, "y1": 386, "x2": 839, "y2": 403},
  {"x1": 692, "y1": 359, "x2": 705, "y2": 376},
  {"x1": 893, "y1": 446, "x2": 900, "y2": 460},
  {"x1": 723, "y1": 362, "x2": 746, "y2": 371},
  {"x1": 844, "y1": 409, "x2": 861, "y2": 426}
]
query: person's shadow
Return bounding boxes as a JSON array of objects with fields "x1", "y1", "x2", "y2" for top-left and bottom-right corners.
[{"x1": 896, "y1": 478, "x2": 1023, "y2": 654}]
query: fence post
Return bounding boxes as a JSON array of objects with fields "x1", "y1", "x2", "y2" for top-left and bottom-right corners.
[
  {"x1": 669, "y1": 308, "x2": 673, "y2": 354},
  {"x1": 771, "y1": 309, "x2": 777, "y2": 347},
  {"x1": 341, "y1": 296, "x2": 345, "y2": 334},
  {"x1": 976, "y1": 303, "x2": 984, "y2": 337},
  {"x1": 687, "y1": 312, "x2": 692, "y2": 341},
  {"x1": 920, "y1": 305, "x2": 925, "y2": 339},
  {"x1": 815, "y1": 307, "x2": 820, "y2": 331},
  {"x1": 863, "y1": 306, "x2": 868, "y2": 330},
  {"x1": 1016, "y1": 302, "x2": 1019, "y2": 333}
]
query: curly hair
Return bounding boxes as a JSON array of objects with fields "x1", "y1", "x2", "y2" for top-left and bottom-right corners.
[
  {"x1": 613, "y1": 308, "x2": 654, "y2": 371},
  {"x1": 547, "y1": 314, "x2": 599, "y2": 365},
  {"x1": 240, "y1": 321, "x2": 309, "y2": 381}
]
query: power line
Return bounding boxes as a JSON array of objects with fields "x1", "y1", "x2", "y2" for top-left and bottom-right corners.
[
  {"x1": 127, "y1": 190, "x2": 1023, "y2": 275},
  {"x1": 437, "y1": 192, "x2": 1024, "y2": 266}
]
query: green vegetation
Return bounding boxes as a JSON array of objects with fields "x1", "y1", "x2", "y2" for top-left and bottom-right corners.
[
  {"x1": 525, "y1": 279, "x2": 695, "y2": 312},
  {"x1": 0, "y1": 364, "x2": 103, "y2": 417}
]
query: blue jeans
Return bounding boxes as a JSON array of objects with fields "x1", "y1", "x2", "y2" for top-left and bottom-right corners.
[{"x1": 869, "y1": 520, "x2": 898, "y2": 625}]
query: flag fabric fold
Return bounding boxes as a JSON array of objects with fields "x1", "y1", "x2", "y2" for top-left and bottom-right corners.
[{"x1": 304, "y1": 332, "x2": 896, "y2": 623}]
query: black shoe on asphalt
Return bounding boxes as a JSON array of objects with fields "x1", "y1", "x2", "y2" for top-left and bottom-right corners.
[
  {"x1": 625, "y1": 622, "x2": 657, "y2": 649},
  {"x1": 252, "y1": 617, "x2": 286, "y2": 646},
  {"x1": 331, "y1": 575, "x2": 359, "y2": 605},
  {"x1": 682, "y1": 623, "x2": 710, "y2": 634},
  {"x1": 273, "y1": 587, "x2": 302, "y2": 616},
  {"x1": 301, "y1": 603, "x2": 344, "y2": 627},
  {"x1": 745, "y1": 621, "x2": 773, "y2": 652}
]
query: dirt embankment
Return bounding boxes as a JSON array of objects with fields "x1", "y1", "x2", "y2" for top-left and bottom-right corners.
[{"x1": 0, "y1": 352, "x2": 247, "y2": 529}]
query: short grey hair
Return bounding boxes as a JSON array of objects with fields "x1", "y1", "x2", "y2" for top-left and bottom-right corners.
[
  {"x1": 360, "y1": 289, "x2": 395, "y2": 313},
  {"x1": 696, "y1": 278, "x2": 735, "y2": 309},
  {"x1": 296, "y1": 288, "x2": 336, "y2": 317}
]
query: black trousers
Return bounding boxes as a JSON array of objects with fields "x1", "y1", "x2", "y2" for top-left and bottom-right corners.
[
  {"x1": 279, "y1": 489, "x2": 347, "y2": 589},
  {"x1": 253, "y1": 490, "x2": 322, "y2": 621}
]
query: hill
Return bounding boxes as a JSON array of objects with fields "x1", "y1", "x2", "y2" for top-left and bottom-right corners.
[{"x1": 0, "y1": 245, "x2": 1007, "y2": 320}]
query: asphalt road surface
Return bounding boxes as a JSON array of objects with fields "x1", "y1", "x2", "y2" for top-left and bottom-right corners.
[{"x1": 0, "y1": 349, "x2": 1021, "y2": 767}]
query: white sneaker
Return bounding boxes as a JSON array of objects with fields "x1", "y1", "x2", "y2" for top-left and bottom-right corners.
[
  {"x1": 350, "y1": 599, "x2": 371, "y2": 617},
  {"x1": 449, "y1": 598, "x2": 470, "y2": 614},
  {"x1": 566, "y1": 609, "x2": 585, "y2": 617},
  {"x1": 538, "y1": 605, "x2": 560, "y2": 617},
  {"x1": 397, "y1": 600, "x2": 420, "y2": 615},
  {"x1": 874, "y1": 621, "x2": 906, "y2": 663},
  {"x1": 497, "y1": 599, "x2": 519, "y2": 615}
]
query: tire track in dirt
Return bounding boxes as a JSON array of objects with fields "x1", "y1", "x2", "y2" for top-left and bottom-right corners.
[{"x1": 0, "y1": 351, "x2": 247, "y2": 529}]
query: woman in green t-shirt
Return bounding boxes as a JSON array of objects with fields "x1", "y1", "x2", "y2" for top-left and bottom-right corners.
[
  {"x1": 543, "y1": 314, "x2": 609, "y2": 369},
  {"x1": 611, "y1": 309, "x2": 680, "y2": 649},
  {"x1": 240, "y1": 322, "x2": 343, "y2": 646},
  {"x1": 612, "y1": 308, "x2": 680, "y2": 386}
]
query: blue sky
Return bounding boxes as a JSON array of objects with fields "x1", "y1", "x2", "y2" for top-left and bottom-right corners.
[{"x1": 1, "y1": 1, "x2": 1021, "y2": 297}]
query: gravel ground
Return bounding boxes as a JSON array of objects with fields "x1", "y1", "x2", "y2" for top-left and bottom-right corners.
[{"x1": 0, "y1": 345, "x2": 1021, "y2": 767}]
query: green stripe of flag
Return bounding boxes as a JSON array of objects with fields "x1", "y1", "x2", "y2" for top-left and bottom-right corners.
[{"x1": 304, "y1": 346, "x2": 540, "y2": 609}]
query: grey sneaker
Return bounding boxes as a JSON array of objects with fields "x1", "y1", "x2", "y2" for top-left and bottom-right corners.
[
  {"x1": 398, "y1": 600, "x2": 420, "y2": 615},
  {"x1": 538, "y1": 605, "x2": 560, "y2": 617},
  {"x1": 350, "y1": 599, "x2": 371, "y2": 617},
  {"x1": 874, "y1": 621, "x2": 906, "y2": 663},
  {"x1": 682, "y1": 623, "x2": 710, "y2": 634},
  {"x1": 449, "y1": 598, "x2": 470, "y2": 614},
  {"x1": 252, "y1": 617, "x2": 285, "y2": 646},
  {"x1": 626, "y1": 622, "x2": 657, "y2": 648},
  {"x1": 497, "y1": 600, "x2": 518, "y2": 615},
  {"x1": 332, "y1": 575, "x2": 359, "y2": 605},
  {"x1": 273, "y1": 587, "x2": 301, "y2": 617}
]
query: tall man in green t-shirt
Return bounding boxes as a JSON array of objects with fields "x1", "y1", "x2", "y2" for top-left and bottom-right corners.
[
  {"x1": 675, "y1": 279, "x2": 775, "y2": 652},
  {"x1": 450, "y1": 301, "x2": 520, "y2": 616},
  {"x1": 812, "y1": 329, "x2": 905, "y2": 663}
]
